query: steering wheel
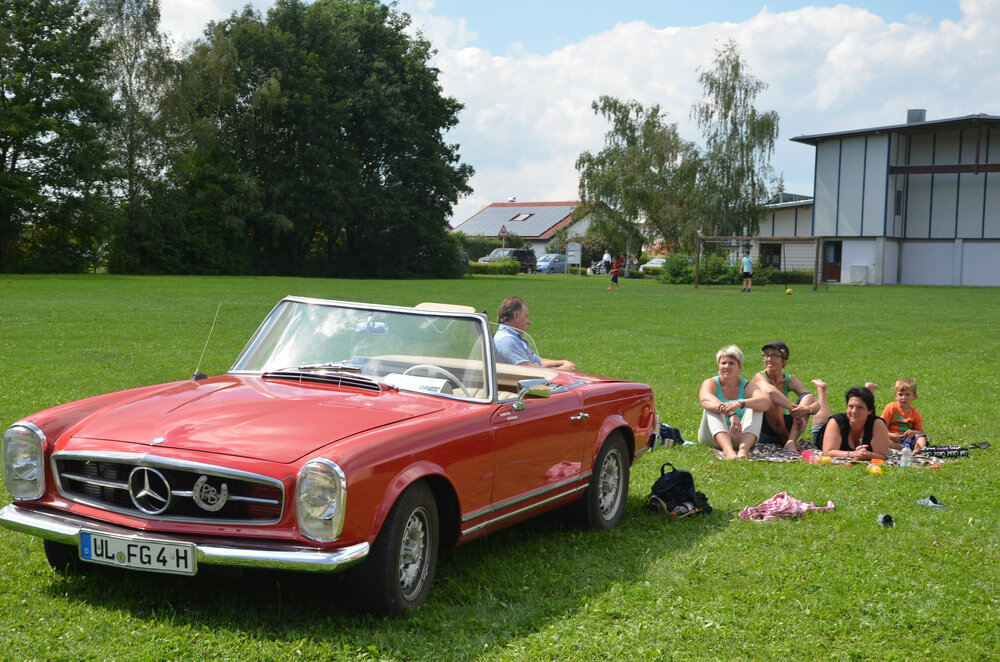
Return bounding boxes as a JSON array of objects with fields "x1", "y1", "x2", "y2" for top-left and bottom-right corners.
[{"x1": 402, "y1": 364, "x2": 472, "y2": 398}]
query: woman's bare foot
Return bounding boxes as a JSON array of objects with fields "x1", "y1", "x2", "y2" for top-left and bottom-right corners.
[
  {"x1": 783, "y1": 440, "x2": 800, "y2": 453},
  {"x1": 811, "y1": 378, "x2": 827, "y2": 390},
  {"x1": 865, "y1": 381, "x2": 878, "y2": 392},
  {"x1": 736, "y1": 450, "x2": 750, "y2": 460}
]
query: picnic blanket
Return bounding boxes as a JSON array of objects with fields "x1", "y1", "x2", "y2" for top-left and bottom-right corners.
[
  {"x1": 714, "y1": 442, "x2": 947, "y2": 465},
  {"x1": 738, "y1": 492, "x2": 835, "y2": 521}
]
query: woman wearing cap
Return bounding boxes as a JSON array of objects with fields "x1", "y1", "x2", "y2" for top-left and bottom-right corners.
[
  {"x1": 752, "y1": 341, "x2": 818, "y2": 453},
  {"x1": 698, "y1": 345, "x2": 772, "y2": 459},
  {"x1": 812, "y1": 381, "x2": 889, "y2": 461}
]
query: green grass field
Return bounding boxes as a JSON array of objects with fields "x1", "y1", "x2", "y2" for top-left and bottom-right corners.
[{"x1": 1, "y1": 274, "x2": 999, "y2": 661}]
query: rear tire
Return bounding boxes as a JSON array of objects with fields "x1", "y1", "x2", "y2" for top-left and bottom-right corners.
[
  {"x1": 580, "y1": 434, "x2": 630, "y2": 530},
  {"x1": 349, "y1": 482, "x2": 439, "y2": 616},
  {"x1": 43, "y1": 540, "x2": 87, "y2": 574},
  {"x1": 526, "y1": 266, "x2": 534, "y2": 274}
]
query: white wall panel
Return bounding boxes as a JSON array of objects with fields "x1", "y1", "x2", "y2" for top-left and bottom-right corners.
[
  {"x1": 862, "y1": 135, "x2": 889, "y2": 236},
  {"x1": 883, "y1": 239, "x2": 899, "y2": 284},
  {"x1": 984, "y1": 174, "x2": 1000, "y2": 238},
  {"x1": 841, "y1": 239, "x2": 876, "y2": 283},
  {"x1": 838, "y1": 137, "x2": 866, "y2": 236},
  {"x1": 931, "y1": 173, "x2": 959, "y2": 238},
  {"x1": 962, "y1": 241, "x2": 1000, "y2": 285},
  {"x1": 899, "y1": 241, "x2": 954, "y2": 284},
  {"x1": 906, "y1": 174, "x2": 932, "y2": 237},
  {"x1": 930, "y1": 132, "x2": 960, "y2": 238},
  {"x1": 814, "y1": 141, "x2": 840, "y2": 236},
  {"x1": 957, "y1": 173, "x2": 985, "y2": 238},
  {"x1": 908, "y1": 134, "x2": 934, "y2": 164}
]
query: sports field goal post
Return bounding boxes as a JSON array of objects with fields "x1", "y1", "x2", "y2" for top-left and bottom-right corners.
[{"x1": 695, "y1": 236, "x2": 822, "y2": 291}]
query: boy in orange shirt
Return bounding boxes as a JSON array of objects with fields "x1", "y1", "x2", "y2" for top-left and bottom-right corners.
[{"x1": 881, "y1": 378, "x2": 928, "y2": 452}]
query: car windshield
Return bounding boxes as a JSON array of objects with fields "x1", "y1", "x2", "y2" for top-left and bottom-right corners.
[
  {"x1": 230, "y1": 298, "x2": 493, "y2": 401},
  {"x1": 540, "y1": 254, "x2": 562, "y2": 261}
]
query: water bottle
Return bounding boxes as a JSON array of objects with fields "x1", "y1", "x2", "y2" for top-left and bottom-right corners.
[{"x1": 900, "y1": 442, "x2": 912, "y2": 468}]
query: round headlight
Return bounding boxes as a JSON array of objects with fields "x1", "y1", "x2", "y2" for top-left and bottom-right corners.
[
  {"x1": 296, "y1": 458, "x2": 346, "y2": 542},
  {"x1": 2, "y1": 422, "x2": 46, "y2": 500}
]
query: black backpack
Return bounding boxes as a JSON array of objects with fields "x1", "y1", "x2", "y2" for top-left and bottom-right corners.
[{"x1": 644, "y1": 462, "x2": 712, "y2": 516}]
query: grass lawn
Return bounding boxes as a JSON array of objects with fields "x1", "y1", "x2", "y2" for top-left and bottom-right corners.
[{"x1": 1, "y1": 273, "x2": 999, "y2": 661}]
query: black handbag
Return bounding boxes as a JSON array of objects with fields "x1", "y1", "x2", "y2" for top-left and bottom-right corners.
[{"x1": 644, "y1": 462, "x2": 712, "y2": 516}]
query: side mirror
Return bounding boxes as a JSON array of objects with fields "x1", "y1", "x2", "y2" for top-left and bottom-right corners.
[{"x1": 511, "y1": 378, "x2": 551, "y2": 411}]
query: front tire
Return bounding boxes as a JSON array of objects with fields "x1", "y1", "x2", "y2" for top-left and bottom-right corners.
[
  {"x1": 43, "y1": 540, "x2": 87, "y2": 574},
  {"x1": 581, "y1": 434, "x2": 630, "y2": 530},
  {"x1": 349, "y1": 482, "x2": 439, "y2": 616}
]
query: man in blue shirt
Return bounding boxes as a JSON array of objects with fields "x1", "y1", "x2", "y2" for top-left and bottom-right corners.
[{"x1": 493, "y1": 297, "x2": 577, "y2": 371}]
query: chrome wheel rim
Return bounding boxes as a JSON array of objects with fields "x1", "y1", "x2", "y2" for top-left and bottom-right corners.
[
  {"x1": 398, "y1": 506, "x2": 430, "y2": 600},
  {"x1": 597, "y1": 448, "x2": 624, "y2": 519}
]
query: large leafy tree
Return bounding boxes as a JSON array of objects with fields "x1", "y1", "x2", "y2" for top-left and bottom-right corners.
[
  {"x1": 575, "y1": 96, "x2": 701, "y2": 255},
  {"x1": 0, "y1": 0, "x2": 113, "y2": 271},
  {"x1": 91, "y1": 0, "x2": 173, "y2": 272},
  {"x1": 141, "y1": 0, "x2": 472, "y2": 277},
  {"x1": 692, "y1": 40, "x2": 779, "y2": 237}
]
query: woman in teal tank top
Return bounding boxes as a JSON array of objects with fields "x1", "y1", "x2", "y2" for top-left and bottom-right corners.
[{"x1": 698, "y1": 345, "x2": 772, "y2": 459}]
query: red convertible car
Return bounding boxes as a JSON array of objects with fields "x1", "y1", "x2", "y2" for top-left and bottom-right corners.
[{"x1": 1, "y1": 297, "x2": 657, "y2": 615}]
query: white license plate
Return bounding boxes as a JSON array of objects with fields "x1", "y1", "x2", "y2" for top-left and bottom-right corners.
[{"x1": 80, "y1": 531, "x2": 196, "y2": 575}]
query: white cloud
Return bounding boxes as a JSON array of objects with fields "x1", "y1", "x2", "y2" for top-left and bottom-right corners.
[{"x1": 413, "y1": 3, "x2": 1000, "y2": 223}]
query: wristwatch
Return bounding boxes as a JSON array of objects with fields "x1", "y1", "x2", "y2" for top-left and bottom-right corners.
[{"x1": 738, "y1": 399, "x2": 745, "y2": 409}]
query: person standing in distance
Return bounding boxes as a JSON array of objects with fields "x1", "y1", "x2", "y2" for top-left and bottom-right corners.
[{"x1": 740, "y1": 250, "x2": 753, "y2": 292}]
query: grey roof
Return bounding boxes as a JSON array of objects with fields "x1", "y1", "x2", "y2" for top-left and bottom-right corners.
[
  {"x1": 765, "y1": 197, "x2": 813, "y2": 210},
  {"x1": 766, "y1": 192, "x2": 812, "y2": 205},
  {"x1": 451, "y1": 202, "x2": 580, "y2": 239},
  {"x1": 792, "y1": 113, "x2": 1000, "y2": 145}
]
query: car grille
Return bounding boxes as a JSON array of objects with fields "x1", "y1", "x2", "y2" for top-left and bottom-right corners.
[{"x1": 53, "y1": 454, "x2": 284, "y2": 524}]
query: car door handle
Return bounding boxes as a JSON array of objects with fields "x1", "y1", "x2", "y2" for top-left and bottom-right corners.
[{"x1": 570, "y1": 412, "x2": 589, "y2": 421}]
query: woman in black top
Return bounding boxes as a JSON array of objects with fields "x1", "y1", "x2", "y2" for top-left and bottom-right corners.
[{"x1": 811, "y1": 381, "x2": 889, "y2": 461}]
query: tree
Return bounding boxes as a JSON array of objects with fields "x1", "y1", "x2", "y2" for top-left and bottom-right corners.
[
  {"x1": 692, "y1": 40, "x2": 779, "y2": 237},
  {"x1": 137, "y1": 0, "x2": 473, "y2": 277},
  {"x1": 91, "y1": 0, "x2": 173, "y2": 271},
  {"x1": 0, "y1": 0, "x2": 114, "y2": 271},
  {"x1": 575, "y1": 96, "x2": 701, "y2": 256}
]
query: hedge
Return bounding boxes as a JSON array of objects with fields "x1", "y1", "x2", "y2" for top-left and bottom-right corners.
[
  {"x1": 656, "y1": 254, "x2": 815, "y2": 286},
  {"x1": 469, "y1": 259, "x2": 519, "y2": 275}
]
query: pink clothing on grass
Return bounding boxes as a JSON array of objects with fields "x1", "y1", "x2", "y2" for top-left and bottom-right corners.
[{"x1": 738, "y1": 492, "x2": 835, "y2": 522}]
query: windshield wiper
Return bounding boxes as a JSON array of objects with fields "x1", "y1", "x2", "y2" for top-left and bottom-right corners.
[{"x1": 287, "y1": 361, "x2": 363, "y2": 373}]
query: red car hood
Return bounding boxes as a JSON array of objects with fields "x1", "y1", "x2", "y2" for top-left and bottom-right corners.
[{"x1": 68, "y1": 375, "x2": 443, "y2": 463}]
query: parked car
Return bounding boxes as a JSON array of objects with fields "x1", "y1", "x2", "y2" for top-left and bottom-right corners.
[
  {"x1": 1, "y1": 297, "x2": 657, "y2": 616},
  {"x1": 639, "y1": 257, "x2": 667, "y2": 272},
  {"x1": 536, "y1": 253, "x2": 568, "y2": 274},
  {"x1": 477, "y1": 247, "x2": 537, "y2": 273}
]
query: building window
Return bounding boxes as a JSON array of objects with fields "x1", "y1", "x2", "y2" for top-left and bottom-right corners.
[
  {"x1": 510, "y1": 213, "x2": 533, "y2": 221},
  {"x1": 894, "y1": 190, "x2": 903, "y2": 216},
  {"x1": 760, "y1": 243, "x2": 781, "y2": 268}
]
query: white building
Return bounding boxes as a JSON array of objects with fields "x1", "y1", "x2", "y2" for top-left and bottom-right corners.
[
  {"x1": 451, "y1": 201, "x2": 592, "y2": 258},
  {"x1": 786, "y1": 110, "x2": 1000, "y2": 286}
]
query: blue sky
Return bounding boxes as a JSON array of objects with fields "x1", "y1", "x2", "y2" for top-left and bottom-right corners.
[
  {"x1": 418, "y1": 1, "x2": 961, "y2": 53},
  {"x1": 162, "y1": 1, "x2": 998, "y2": 225}
]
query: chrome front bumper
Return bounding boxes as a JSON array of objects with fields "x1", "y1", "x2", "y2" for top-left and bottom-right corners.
[{"x1": 0, "y1": 503, "x2": 369, "y2": 573}]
